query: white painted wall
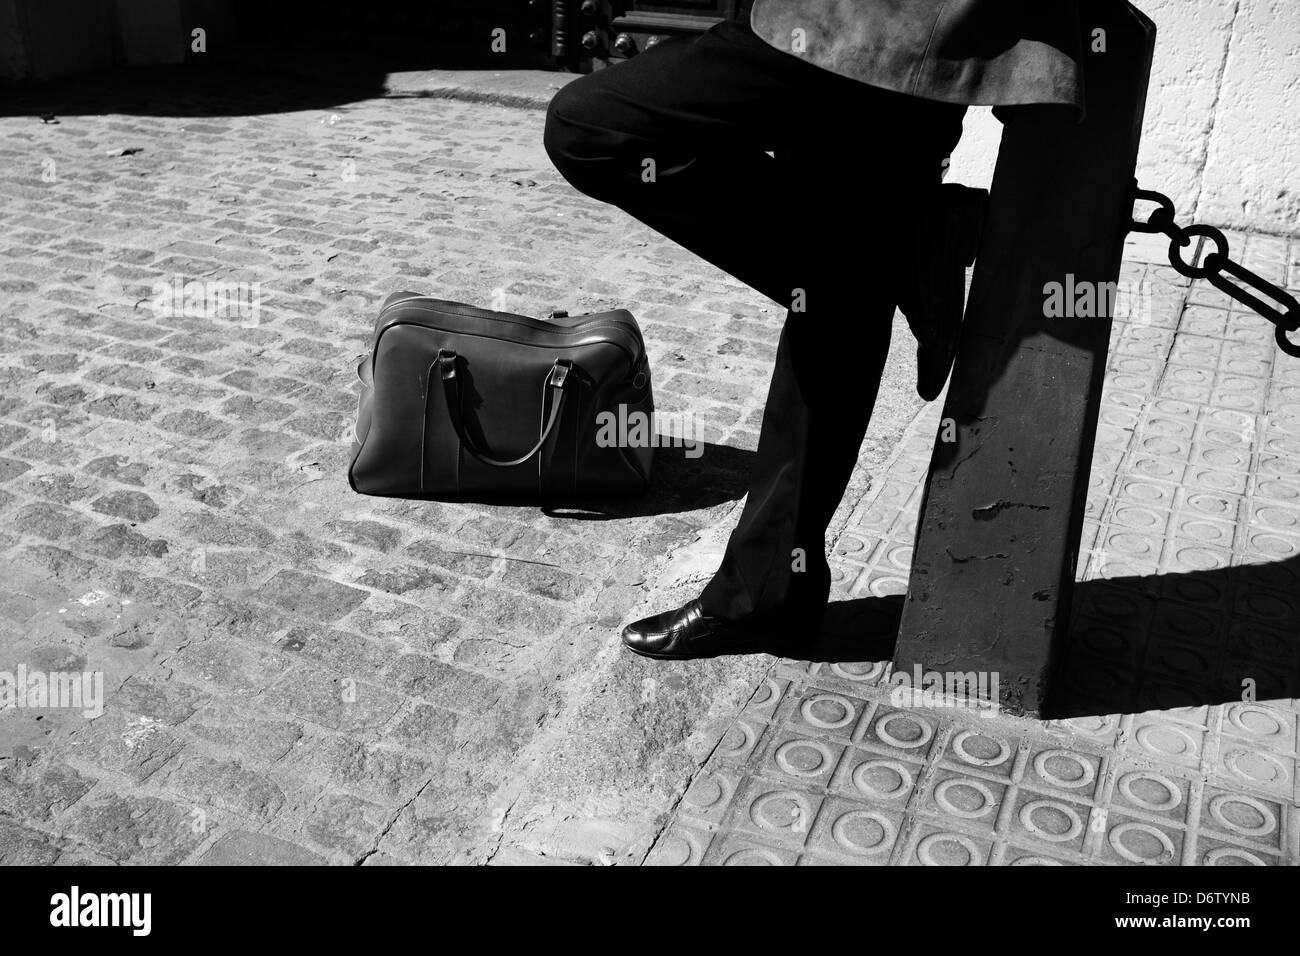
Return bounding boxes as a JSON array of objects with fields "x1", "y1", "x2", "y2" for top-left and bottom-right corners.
[{"x1": 947, "y1": 0, "x2": 1299, "y2": 237}]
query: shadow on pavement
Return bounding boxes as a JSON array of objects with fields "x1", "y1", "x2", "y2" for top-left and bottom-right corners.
[
  {"x1": 543, "y1": 442, "x2": 756, "y2": 519},
  {"x1": 0, "y1": 64, "x2": 391, "y2": 120},
  {"x1": 744, "y1": 555, "x2": 1299, "y2": 719}
]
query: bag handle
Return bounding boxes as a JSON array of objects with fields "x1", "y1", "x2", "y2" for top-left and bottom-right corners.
[{"x1": 437, "y1": 349, "x2": 572, "y2": 468}]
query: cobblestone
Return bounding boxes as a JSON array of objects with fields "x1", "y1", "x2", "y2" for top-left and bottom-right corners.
[{"x1": 3, "y1": 64, "x2": 1295, "y2": 866}]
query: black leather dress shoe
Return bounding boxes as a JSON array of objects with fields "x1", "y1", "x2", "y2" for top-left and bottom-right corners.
[
  {"x1": 899, "y1": 183, "x2": 987, "y2": 402},
  {"x1": 622, "y1": 600, "x2": 776, "y2": 660}
]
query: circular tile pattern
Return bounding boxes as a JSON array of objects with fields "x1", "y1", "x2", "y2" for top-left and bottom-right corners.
[
  {"x1": 723, "y1": 847, "x2": 784, "y2": 866},
  {"x1": 1165, "y1": 574, "x2": 1224, "y2": 603},
  {"x1": 1109, "y1": 531, "x2": 1158, "y2": 555},
  {"x1": 774, "y1": 739, "x2": 835, "y2": 779},
  {"x1": 653, "y1": 834, "x2": 695, "y2": 866},
  {"x1": 1112, "y1": 373, "x2": 1152, "y2": 392},
  {"x1": 1086, "y1": 590, "x2": 1145, "y2": 620},
  {"x1": 1206, "y1": 793, "x2": 1276, "y2": 838},
  {"x1": 1033, "y1": 750, "x2": 1097, "y2": 790},
  {"x1": 831, "y1": 810, "x2": 895, "y2": 854},
  {"x1": 1259, "y1": 455, "x2": 1300, "y2": 477},
  {"x1": 1178, "y1": 519, "x2": 1232, "y2": 545},
  {"x1": 885, "y1": 544, "x2": 912, "y2": 571},
  {"x1": 1143, "y1": 682, "x2": 1203, "y2": 712},
  {"x1": 1255, "y1": 506, "x2": 1300, "y2": 532},
  {"x1": 830, "y1": 660, "x2": 888, "y2": 683},
  {"x1": 836, "y1": 536, "x2": 868, "y2": 555},
  {"x1": 934, "y1": 778, "x2": 997, "y2": 819},
  {"x1": 875, "y1": 712, "x2": 935, "y2": 751},
  {"x1": 1060, "y1": 715, "x2": 1114, "y2": 737},
  {"x1": 1222, "y1": 748, "x2": 1289, "y2": 789},
  {"x1": 1133, "y1": 722, "x2": 1198, "y2": 760},
  {"x1": 952, "y1": 730, "x2": 1011, "y2": 767},
  {"x1": 1149, "y1": 642, "x2": 1211, "y2": 674},
  {"x1": 749, "y1": 678, "x2": 780, "y2": 709},
  {"x1": 1120, "y1": 480, "x2": 1173, "y2": 505},
  {"x1": 852, "y1": 758, "x2": 913, "y2": 800},
  {"x1": 800, "y1": 693, "x2": 856, "y2": 731},
  {"x1": 1019, "y1": 799, "x2": 1084, "y2": 843},
  {"x1": 1238, "y1": 559, "x2": 1300, "y2": 590},
  {"x1": 1246, "y1": 532, "x2": 1300, "y2": 558},
  {"x1": 1108, "y1": 822, "x2": 1176, "y2": 864},
  {"x1": 1141, "y1": 436, "x2": 1185, "y2": 457},
  {"x1": 1154, "y1": 398, "x2": 1196, "y2": 418},
  {"x1": 750, "y1": 789, "x2": 813, "y2": 834},
  {"x1": 715, "y1": 722, "x2": 757, "y2": 758},
  {"x1": 1198, "y1": 446, "x2": 1246, "y2": 469},
  {"x1": 685, "y1": 775, "x2": 728, "y2": 812},
  {"x1": 917, "y1": 832, "x2": 982, "y2": 866},
  {"x1": 1225, "y1": 703, "x2": 1286, "y2": 741},
  {"x1": 1231, "y1": 626, "x2": 1289, "y2": 659},
  {"x1": 1184, "y1": 491, "x2": 1236, "y2": 517},
  {"x1": 1117, "y1": 771, "x2": 1181, "y2": 812},
  {"x1": 865, "y1": 574, "x2": 908, "y2": 598},
  {"x1": 1113, "y1": 506, "x2": 1163, "y2": 529},
  {"x1": 1078, "y1": 624, "x2": 1128, "y2": 656},
  {"x1": 1132, "y1": 457, "x2": 1182, "y2": 481},
  {"x1": 1235, "y1": 590, "x2": 1293, "y2": 621},
  {"x1": 1161, "y1": 606, "x2": 1220, "y2": 641},
  {"x1": 1202, "y1": 847, "x2": 1267, "y2": 866},
  {"x1": 1190, "y1": 465, "x2": 1237, "y2": 489}
]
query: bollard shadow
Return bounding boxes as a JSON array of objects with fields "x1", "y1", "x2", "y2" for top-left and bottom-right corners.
[{"x1": 746, "y1": 556, "x2": 1299, "y2": 717}]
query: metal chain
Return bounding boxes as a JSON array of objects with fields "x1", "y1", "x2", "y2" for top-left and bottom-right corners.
[{"x1": 1130, "y1": 184, "x2": 1300, "y2": 358}]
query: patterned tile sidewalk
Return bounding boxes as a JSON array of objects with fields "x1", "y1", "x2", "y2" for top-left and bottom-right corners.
[{"x1": 648, "y1": 234, "x2": 1300, "y2": 865}]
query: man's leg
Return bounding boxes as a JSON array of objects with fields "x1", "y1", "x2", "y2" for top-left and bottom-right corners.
[
  {"x1": 544, "y1": 20, "x2": 963, "y2": 307},
  {"x1": 698, "y1": 294, "x2": 894, "y2": 636},
  {"x1": 543, "y1": 21, "x2": 965, "y2": 643}
]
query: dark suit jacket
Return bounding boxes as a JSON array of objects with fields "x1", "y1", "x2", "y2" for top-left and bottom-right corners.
[{"x1": 750, "y1": 0, "x2": 1083, "y2": 111}]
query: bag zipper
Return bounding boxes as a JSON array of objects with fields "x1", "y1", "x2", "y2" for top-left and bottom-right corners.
[{"x1": 375, "y1": 296, "x2": 646, "y2": 368}]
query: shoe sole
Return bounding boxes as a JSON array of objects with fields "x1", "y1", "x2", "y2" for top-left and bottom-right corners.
[{"x1": 622, "y1": 634, "x2": 797, "y2": 661}]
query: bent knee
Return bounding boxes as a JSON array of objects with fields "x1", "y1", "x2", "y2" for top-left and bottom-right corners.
[
  {"x1": 543, "y1": 81, "x2": 603, "y2": 162},
  {"x1": 543, "y1": 80, "x2": 634, "y2": 196}
]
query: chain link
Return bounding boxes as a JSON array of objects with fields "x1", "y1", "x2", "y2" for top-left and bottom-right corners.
[{"x1": 1130, "y1": 184, "x2": 1300, "y2": 357}]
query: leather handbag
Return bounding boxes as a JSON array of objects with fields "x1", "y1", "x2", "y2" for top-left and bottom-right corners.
[{"x1": 349, "y1": 291, "x2": 654, "y2": 499}]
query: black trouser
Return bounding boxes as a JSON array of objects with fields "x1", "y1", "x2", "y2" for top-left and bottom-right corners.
[{"x1": 544, "y1": 20, "x2": 966, "y2": 637}]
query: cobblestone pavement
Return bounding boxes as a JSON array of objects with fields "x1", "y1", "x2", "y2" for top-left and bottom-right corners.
[
  {"x1": 649, "y1": 234, "x2": 1300, "y2": 865},
  {"x1": 2, "y1": 64, "x2": 1297, "y2": 867},
  {"x1": 0, "y1": 67, "x2": 823, "y2": 865}
]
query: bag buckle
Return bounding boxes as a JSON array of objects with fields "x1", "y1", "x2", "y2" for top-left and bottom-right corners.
[
  {"x1": 438, "y1": 348, "x2": 458, "y2": 380},
  {"x1": 548, "y1": 358, "x2": 573, "y2": 390}
]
